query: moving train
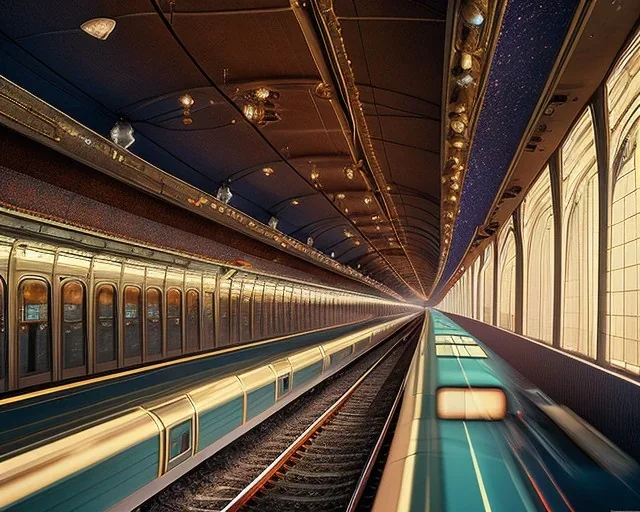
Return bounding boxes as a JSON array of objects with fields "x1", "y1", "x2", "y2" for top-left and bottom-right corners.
[
  {"x1": 0, "y1": 212, "x2": 412, "y2": 394},
  {"x1": 0, "y1": 312, "x2": 417, "y2": 511},
  {"x1": 374, "y1": 310, "x2": 640, "y2": 511}
]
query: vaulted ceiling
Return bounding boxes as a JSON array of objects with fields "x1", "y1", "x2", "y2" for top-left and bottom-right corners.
[{"x1": 0, "y1": 0, "x2": 446, "y2": 300}]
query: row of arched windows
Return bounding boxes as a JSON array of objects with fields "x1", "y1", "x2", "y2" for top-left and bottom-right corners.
[{"x1": 440, "y1": 29, "x2": 640, "y2": 376}]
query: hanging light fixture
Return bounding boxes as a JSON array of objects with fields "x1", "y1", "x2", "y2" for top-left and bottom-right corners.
[
  {"x1": 80, "y1": 18, "x2": 116, "y2": 40},
  {"x1": 344, "y1": 164, "x2": 355, "y2": 180},
  {"x1": 363, "y1": 196, "x2": 372, "y2": 205},
  {"x1": 307, "y1": 236, "x2": 314, "y2": 246},
  {"x1": 268, "y1": 216, "x2": 279, "y2": 230},
  {"x1": 262, "y1": 167, "x2": 274, "y2": 177},
  {"x1": 216, "y1": 183, "x2": 232, "y2": 204},
  {"x1": 461, "y1": 0, "x2": 487, "y2": 27},
  {"x1": 330, "y1": 251, "x2": 335, "y2": 258},
  {"x1": 290, "y1": 199, "x2": 300, "y2": 206},
  {"x1": 179, "y1": 93, "x2": 195, "y2": 125},
  {"x1": 336, "y1": 193, "x2": 346, "y2": 200},
  {"x1": 110, "y1": 119, "x2": 135, "y2": 149}
]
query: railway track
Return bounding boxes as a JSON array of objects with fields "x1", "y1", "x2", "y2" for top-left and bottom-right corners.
[
  {"x1": 226, "y1": 330, "x2": 415, "y2": 512},
  {"x1": 142, "y1": 321, "x2": 419, "y2": 512}
]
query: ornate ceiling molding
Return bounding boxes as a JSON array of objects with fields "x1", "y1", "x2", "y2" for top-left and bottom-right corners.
[
  {"x1": 0, "y1": 75, "x2": 403, "y2": 301},
  {"x1": 310, "y1": 0, "x2": 429, "y2": 300},
  {"x1": 433, "y1": 0, "x2": 507, "y2": 295}
]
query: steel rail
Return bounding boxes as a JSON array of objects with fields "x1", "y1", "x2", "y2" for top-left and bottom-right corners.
[
  {"x1": 345, "y1": 357, "x2": 412, "y2": 512},
  {"x1": 220, "y1": 329, "x2": 414, "y2": 512}
]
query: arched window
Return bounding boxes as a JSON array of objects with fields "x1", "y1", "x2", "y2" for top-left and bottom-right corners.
[
  {"x1": 124, "y1": 286, "x2": 142, "y2": 360},
  {"x1": 167, "y1": 289, "x2": 182, "y2": 352},
  {"x1": 19, "y1": 279, "x2": 51, "y2": 376},
  {"x1": 146, "y1": 288, "x2": 162, "y2": 357},
  {"x1": 479, "y1": 243, "x2": 495, "y2": 324},
  {"x1": 62, "y1": 280, "x2": 86, "y2": 369},
  {"x1": 185, "y1": 289, "x2": 200, "y2": 351},
  {"x1": 522, "y1": 167, "x2": 555, "y2": 344},
  {"x1": 95, "y1": 284, "x2": 117, "y2": 364},
  {"x1": 606, "y1": 31, "x2": 640, "y2": 372},
  {"x1": 497, "y1": 219, "x2": 517, "y2": 331},
  {"x1": 240, "y1": 282, "x2": 252, "y2": 342},
  {"x1": 562, "y1": 109, "x2": 599, "y2": 358}
]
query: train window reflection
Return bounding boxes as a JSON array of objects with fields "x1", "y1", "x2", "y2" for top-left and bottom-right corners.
[
  {"x1": 95, "y1": 285, "x2": 117, "y2": 364},
  {"x1": 62, "y1": 280, "x2": 86, "y2": 369},
  {"x1": 185, "y1": 290, "x2": 200, "y2": 352},
  {"x1": 19, "y1": 279, "x2": 51, "y2": 376},
  {"x1": 124, "y1": 286, "x2": 142, "y2": 359},
  {"x1": 167, "y1": 289, "x2": 182, "y2": 352},
  {"x1": 146, "y1": 288, "x2": 162, "y2": 357}
]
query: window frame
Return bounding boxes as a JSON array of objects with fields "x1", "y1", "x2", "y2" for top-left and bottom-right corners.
[
  {"x1": 60, "y1": 278, "x2": 87, "y2": 379},
  {"x1": 94, "y1": 282, "x2": 119, "y2": 373}
]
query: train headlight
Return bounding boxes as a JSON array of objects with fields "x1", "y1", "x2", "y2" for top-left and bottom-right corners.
[{"x1": 436, "y1": 387, "x2": 507, "y2": 420}]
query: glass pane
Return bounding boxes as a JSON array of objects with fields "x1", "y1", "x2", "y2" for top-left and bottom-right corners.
[
  {"x1": 253, "y1": 284, "x2": 263, "y2": 340},
  {"x1": 498, "y1": 219, "x2": 517, "y2": 331},
  {"x1": 146, "y1": 288, "x2": 162, "y2": 356},
  {"x1": 96, "y1": 285, "x2": 117, "y2": 364},
  {"x1": 185, "y1": 290, "x2": 200, "y2": 351},
  {"x1": 62, "y1": 281, "x2": 86, "y2": 369},
  {"x1": 204, "y1": 291, "x2": 214, "y2": 349},
  {"x1": 19, "y1": 279, "x2": 51, "y2": 376},
  {"x1": 124, "y1": 287, "x2": 142, "y2": 359},
  {"x1": 218, "y1": 280, "x2": 230, "y2": 345},
  {"x1": 562, "y1": 109, "x2": 599, "y2": 358},
  {"x1": 240, "y1": 281, "x2": 252, "y2": 342},
  {"x1": 522, "y1": 167, "x2": 554, "y2": 344},
  {"x1": 230, "y1": 279, "x2": 241, "y2": 344},
  {"x1": 167, "y1": 289, "x2": 182, "y2": 351},
  {"x1": 606, "y1": 31, "x2": 640, "y2": 371}
]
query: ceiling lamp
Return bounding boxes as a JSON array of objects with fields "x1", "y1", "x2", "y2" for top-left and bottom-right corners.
[
  {"x1": 385, "y1": 185, "x2": 391, "y2": 192},
  {"x1": 268, "y1": 216, "x2": 279, "y2": 230},
  {"x1": 109, "y1": 120, "x2": 135, "y2": 149},
  {"x1": 371, "y1": 215, "x2": 379, "y2": 221},
  {"x1": 376, "y1": 225, "x2": 381, "y2": 231},
  {"x1": 216, "y1": 184, "x2": 233, "y2": 204},
  {"x1": 307, "y1": 236, "x2": 314, "y2": 246},
  {"x1": 262, "y1": 167, "x2": 274, "y2": 177},
  {"x1": 80, "y1": 18, "x2": 116, "y2": 40},
  {"x1": 344, "y1": 164, "x2": 355, "y2": 180},
  {"x1": 330, "y1": 251, "x2": 335, "y2": 258},
  {"x1": 243, "y1": 103, "x2": 265, "y2": 125},
  {"x1": 354, "y1": 240, "x2": 361, "y2": 246},
  {"x1": 179, "y1": 93, "x2": 195, "y2": 125},
  {"x1": 363, "y1": 196, "x2": 372, "y2": 205},
  {"x1": 450, "y1": 112, "x2": 468, "y2": 134},
  {"x1": 344, "y1": 229, "x2": 354, "y2": 238},
  {"x1": 461, "y1": 0, "x2": 487, "y2": 27},
  {"x1": 336, "y1": 193, "x2": 346, "y2": 200},
  {"x1": 290, "y1": 199, "x2": 300, "y2": 206}
]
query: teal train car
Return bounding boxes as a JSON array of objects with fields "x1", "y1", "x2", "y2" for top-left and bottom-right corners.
[
  {"x1": 374, "y1": 310, "x2": 640, "y2": 512},
  {"x1": 0, "y1": 314, "x2": 416, "y2": 511}
]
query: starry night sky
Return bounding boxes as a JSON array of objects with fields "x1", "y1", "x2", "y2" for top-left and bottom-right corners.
[{"x1": 438, "y1": 0, "x2": 579, "y2": 293}]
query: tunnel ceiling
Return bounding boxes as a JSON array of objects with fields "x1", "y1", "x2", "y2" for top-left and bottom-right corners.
[{"x1": 0, "y1": 0, "x2": 447, "y2": 301}]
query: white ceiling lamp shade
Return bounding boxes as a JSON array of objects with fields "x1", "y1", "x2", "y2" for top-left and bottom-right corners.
[
  {"x1": 80, "y1": 18, "x2": 116, "y2": 40},
  {"x1": 109, "y1": 120, "x2": 135, "y2": 149}
]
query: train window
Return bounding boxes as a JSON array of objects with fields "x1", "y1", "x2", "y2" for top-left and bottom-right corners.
[
  {"x1": 146, "y1": 288, "x2": 162, "y2": 357},
  {"x1": 204, "y1": 291, "x2": 214, "y2": 349},
  {"x1": 167, "y1": 289, "x2": 182, "y2": 352},
  {"x1": 19, "y1": 279, "x2": 51, "y2": 376},
  {"x1": 240, "y1": 281, "x2": 252, "y2": 342},
  {"x1": 167, "y1": 419, "x2": 192, "y2": 470},
  {"x1": 62, "y1": 280, "x2": 86, "y2": 369},
  {"x1": 218, "y1": 280, "x2": 230, "y2": 346},
  {"x1": 0, "y1": 277, "x2": 5, "y2": 386},
  {"x1": 253, "y1": 283, "x2": 263, "y2": 339},
  {"x1": 230, "y1": 279, "x2": 241, "y2": 344},
  {"x1": 185, "y1": 290, "x2": 200, "y2": 352},
  {"x1": 124, "y1": 286, "x2": 142, "y2": 359},
  {"x1": 278, "y1": 373, "x2": 291, "y2": 397},
  {"x1": 96, "y1": 285, "x2": 117, "y2": 364}
]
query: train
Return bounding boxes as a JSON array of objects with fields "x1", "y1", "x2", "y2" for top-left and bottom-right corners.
[
  {"x1": 0, "y1": 210, "x2": 416, "y2": 394},
  {"x1": 0, "y1": 310, "x2": 418, "y2": 511},
  {"x1": 374, "y1": 309, "x2": 640, "y2": 511}
]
